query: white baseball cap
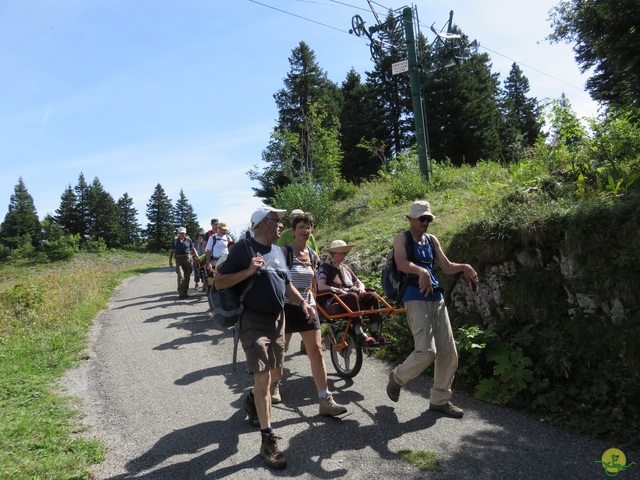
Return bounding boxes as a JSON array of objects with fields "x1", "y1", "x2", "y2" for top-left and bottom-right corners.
[{"x1": 250, "y1": 207, "x2": 286, "y2": 228}]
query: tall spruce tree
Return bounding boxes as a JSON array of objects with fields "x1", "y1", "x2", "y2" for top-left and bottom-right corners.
[
  {"x1": 423, "y1": 32, "x2": 502, "y2": 165},
  {"x1": 0, "y1": 177, "x2": 41, "y2": 249},
  {"x1": 172, "y1": 189, "x2": 199, "y2": 237},
  {"x1": 55, "y1": 185, "x2": 78, "y2": 235},
  {"x1": 499, "y1": 63, "x2": 543, "y2": 162},
  {"x1": 88, "y1": 177, "x2": 120, "y2": 248},
  {"x1": 74, "y1": 173, "x2": 91, "y2": 242},
  {"x1": 249, "y1": 41, "x2": 342, "y2": 202},
  {"x1": 339, "y1": 69, "x2": 383, "y2": 181},
  {"x1": 364, "y1": 11, "x2": 413, "y2": 158},
  {"x1": 144, "y1": 183, "x2": 174, "y2": 251},
  {"x1": 116, "y1": 193, "x2": 141, "y2": 247}
]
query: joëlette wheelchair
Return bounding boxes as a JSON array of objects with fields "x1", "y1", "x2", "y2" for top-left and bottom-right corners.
[{"x1": 314, "y1": 289, "x2": 405, "y2": 379}]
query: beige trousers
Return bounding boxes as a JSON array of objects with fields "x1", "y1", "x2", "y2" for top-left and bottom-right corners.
[{"x1": 391, "y1": 299, "x2": 458, "y2": 405}]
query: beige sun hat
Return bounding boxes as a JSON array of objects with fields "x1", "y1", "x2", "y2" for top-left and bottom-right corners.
[
  {"x1": 326, "y1": 239, "x2": 356, "y2": 253},
  {"x1": 407, "y1": 200, "x2": 436, "y2": 219},
  {"x1": 289, "y1": 208, "x2": 305, "y2": 219}
]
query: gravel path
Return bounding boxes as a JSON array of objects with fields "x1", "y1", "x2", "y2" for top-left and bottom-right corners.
[{"x1": 61, "y1": 268, "x2": 616, "y2": 479}]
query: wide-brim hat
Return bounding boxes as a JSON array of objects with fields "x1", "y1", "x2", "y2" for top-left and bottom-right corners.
[
  {"x1": 289, "y1": 208, "x2": 305, "y2": 219},
  {"x1": 326, "y1": 239, "x2": 356, "y2": 253},
  {"x1": 407, "y1": 200, "x2": 435, "y2": 219},
  {"x1": 251, "y1": 206, "x2": 286, "y2": 228}
]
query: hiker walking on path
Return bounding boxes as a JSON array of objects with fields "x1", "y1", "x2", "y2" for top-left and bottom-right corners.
[
  {"x1": 168, "y1": 227, "x2": 198, "y2": 299},
  {"x1": 215, "y1": 206, "x2": 317, "y2": 470},
  {"x1": 386, "y1": 200, "x2": 479, "y2": 418},
  {"x1": 279, "y1": 212, "x2": 348, "y2": 417}
]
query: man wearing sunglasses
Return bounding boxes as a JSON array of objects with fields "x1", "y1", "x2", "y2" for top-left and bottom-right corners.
[
  {"x1": 386, "y1": 200, "x2": 479, "y2": 418},
  {"x1": 215, "y1": 206, "x2": 316, "y2": 469}
]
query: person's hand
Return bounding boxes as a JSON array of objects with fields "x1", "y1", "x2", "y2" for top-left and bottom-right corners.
[
  {"x1": 418, "y1": 270, "x2": 433, "y2": 296},
  {"x1": 303, "y1": 302, "x2": 316, "y2": 322},
  {"x1": 249, "y1": 255, "x2": 265, "y2": 274},
  {"x1": 464, "y1": 264, "x2": 479, "y2": 290},
  {"x1": 169, "y1": 262, "x2": 173, "y2": 268}
]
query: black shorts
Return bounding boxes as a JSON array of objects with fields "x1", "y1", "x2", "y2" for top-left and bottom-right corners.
[{"x1": 284, "y1": 303, "x2": 321, "y2": 333}]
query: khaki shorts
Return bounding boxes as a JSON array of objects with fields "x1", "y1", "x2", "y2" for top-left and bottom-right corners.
[{"x1": 239, "y1": 307, "x2": 285, "y2": 374}]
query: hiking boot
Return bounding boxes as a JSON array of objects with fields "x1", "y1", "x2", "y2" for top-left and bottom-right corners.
[
  {"x1": 270, "y1": 381, "x2": 282, "y2": 405},
  {"x1": 387, "y1": 371, "x2": 401, "y2": 402},
  {"x1": 260, "y1": 433, "x2": 287, "y2": 469},
  {"x1": 319, "y1": 393, "x2": 347, "y2": 416},
  {"x1": 429, "y1": 401, "x2": 464, "y2": 418},
  {"x1": 243, "y1": 394, "x2": 260, "y2": 427}
]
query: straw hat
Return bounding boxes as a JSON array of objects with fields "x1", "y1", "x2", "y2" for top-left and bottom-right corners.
[{"x1": 326, "y1": 239, "x2": 356, "y2": 253}]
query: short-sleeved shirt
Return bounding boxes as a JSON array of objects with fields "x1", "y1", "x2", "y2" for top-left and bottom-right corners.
[
  {"x1": 172, "y1": 236, "x2": 195, "y2": 256},
  {"x1": 217, "y1": 238, "x2": 291, "y2": 315}
]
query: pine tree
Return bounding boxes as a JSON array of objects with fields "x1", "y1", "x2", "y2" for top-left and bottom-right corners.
[
  {"x1": 364, "y1": 11, "x2": 413, "y2": 157},
  {"x1": 499, "y1": 63, "x2": 543, "y2": 162},
  {"x1": 117, "y1": 193, "x2": 141, "y2": 247},
  {"x1": 249, "y1": 41, "x2": 342, "y2": 202},
  {"x1": 88, "y1": 177, "x2": 120, "y2": 248},
  {"x1": 74, "y1": 173, "x2": 91, "y2": 242},
  {"x1": 339, "y1": 69, "x2": 383, "y2": 181},
  {"x1": 423, "y1": 34, "x2": 502, "y2": 165},
  {"x1": 55, "y1": 185, "x2": 79, "y2": 235},
  {"x1": 0, "y1": 177, "x2": 41, "y2": 249},
  {"x1": 144, "y1": 184, "x2": 174, "y2": 251},
  {"x1": 172, "y1": 189, "x2": 199, "y2": 237}
]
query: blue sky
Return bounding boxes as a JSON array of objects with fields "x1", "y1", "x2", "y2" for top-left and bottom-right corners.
[{"x1": 0, "y1": 0, "x2": 599, "y2": 236}]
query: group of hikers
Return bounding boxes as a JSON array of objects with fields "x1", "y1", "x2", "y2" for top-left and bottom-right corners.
[{"x1": 168, "y1": 200, "x2": 479, "y2": 469}]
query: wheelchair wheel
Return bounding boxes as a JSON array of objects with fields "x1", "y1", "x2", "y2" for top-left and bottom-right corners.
[{"x1": 329, "y1": 328, "x2": 363, "y2": 379}]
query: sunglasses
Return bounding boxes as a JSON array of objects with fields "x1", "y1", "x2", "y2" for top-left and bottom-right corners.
[{"x1": 418, "y1": 215, "x2": 433, "y2": 223}]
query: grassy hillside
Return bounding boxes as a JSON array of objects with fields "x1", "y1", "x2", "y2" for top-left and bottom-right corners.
[{"x1": 307, "y1": 150, "x2": 639, "y2": 449}]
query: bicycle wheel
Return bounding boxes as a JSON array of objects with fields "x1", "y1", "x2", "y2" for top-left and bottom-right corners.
[{"x1": 329, "y1": 328, "x2": 363, "y2": 379}]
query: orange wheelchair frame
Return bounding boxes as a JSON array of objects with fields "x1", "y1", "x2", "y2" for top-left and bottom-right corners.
[{"x1": 314, "y1": 289, "x2": 404, "y2": 378}]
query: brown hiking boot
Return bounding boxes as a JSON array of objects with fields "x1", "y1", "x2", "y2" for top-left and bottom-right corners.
[
  {"x1": 243, "y1": 394, "x2": 260, "y2": 427},
  {"x1": 387, "y1": 371, "x2": 401, "y2": 402},
  {"x1": 429, "y1": 401, "x2": 464, "y2": 418},
  {"x1": 319, "y1": 393, "x2": 347, "y2": 416},
  {"x1": 260, "y1": 433, "x2": 287, "y2": 469},
  {"x1": 270, "y1": 381, "x2": 282, "y2": 405}
]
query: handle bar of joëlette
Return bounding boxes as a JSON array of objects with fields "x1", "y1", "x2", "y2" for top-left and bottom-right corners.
[{"x1": 314, "y1": 289, "x2": 404, "y2": 354}]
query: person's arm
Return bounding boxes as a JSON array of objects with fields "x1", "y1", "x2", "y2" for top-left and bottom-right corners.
[
  {"x1": 430, "y1": 235, "x2": 478, "y2": 288},
  {"x1": 316, "y1": 264, "x2": 345, "y2": 294},
  {"x1": 204, "y1": 236, "x2": 214, "y2": 268},
  {"x1": 285, "y1": 283, "x2": 316, "y2": 320},
  {"x1": 214, "y1": 251, "x2": 263, "y2": 290}
]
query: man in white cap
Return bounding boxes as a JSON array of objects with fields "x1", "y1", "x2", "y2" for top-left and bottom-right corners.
[
  {"x1": 215, "y1": 206, "x2": 316, "y2": 469},
  {"x1": 276, "y1": 208, "x2": 319, "y2": 252},
  {"x1": 386, "y1": 200, "x2": 479, "y2": 418},
  {"x1": 168, "y1": 227, "x2": 198, "y2": 299}
]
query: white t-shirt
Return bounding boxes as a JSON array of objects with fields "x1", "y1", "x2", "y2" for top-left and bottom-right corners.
[{"x1": 205, "y1": 234, "x2": 231, "y2": 258}]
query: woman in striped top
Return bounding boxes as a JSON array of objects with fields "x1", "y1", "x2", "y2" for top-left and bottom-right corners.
[{"x1": 275, "y1": 212, "x2": 347, "y2": 417}]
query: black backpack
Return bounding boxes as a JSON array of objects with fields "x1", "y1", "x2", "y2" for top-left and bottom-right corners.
[{"x1": 284, "y1": 244, "x2": 319, "y2": 270}]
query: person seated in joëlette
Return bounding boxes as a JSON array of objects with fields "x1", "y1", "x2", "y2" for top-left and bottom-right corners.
[{"x1": 316, "y1": 240, "x2": 387, "y2": 346}]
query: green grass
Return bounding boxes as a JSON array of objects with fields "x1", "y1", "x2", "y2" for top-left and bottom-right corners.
[
  {"x1": 0, "y1": 251, "x2": 165, "y2": 479},
  {"x1": 398, "y1": 449, "x2": 442, "y2": 472}
]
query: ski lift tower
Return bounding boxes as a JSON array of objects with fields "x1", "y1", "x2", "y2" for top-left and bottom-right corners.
[{"x1": 350, "y1": 4, "x2": 463, "y2": 181}]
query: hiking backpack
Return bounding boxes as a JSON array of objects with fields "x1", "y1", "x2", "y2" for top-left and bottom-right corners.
[{"x1": 284, "y1": 244, "x2": 319, "y2": 270}]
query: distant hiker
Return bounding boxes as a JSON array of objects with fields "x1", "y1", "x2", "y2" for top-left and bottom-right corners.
[
  {"x1": 386, "y1": 200, "x2": 478, "y2": 418},
  {"x1": 168, "y1": 227, "x2": 198, "y2": 299},
  {"x1": 215, "y1": 206, "x2": 316, "y2": 469},
  {"x1": 193, "y1": 232, "x2": 205, "y2": 289}
]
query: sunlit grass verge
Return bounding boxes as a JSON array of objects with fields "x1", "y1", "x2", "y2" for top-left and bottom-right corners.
[
  {"x1": 0, "y1": 251, "x2": 165, "y2": 479},
  {"x1": 398, "y1": 449, "x2": 442, "y2": 472}
]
